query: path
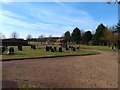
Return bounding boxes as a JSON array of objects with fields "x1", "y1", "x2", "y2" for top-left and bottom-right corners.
[{"x1": 2, "y1": 51, "x2": 118, "y2": 88}]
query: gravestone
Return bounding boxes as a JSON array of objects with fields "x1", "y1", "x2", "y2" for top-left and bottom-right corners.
[
  {"x1": 18, "y1": 46, "x2": 23, "y2": 51},
  {"x1": 49, "y1": 46, "x2": 52, "y2": 50},
  {"x1": 76, "y1": 46, "x2": 80, "y2": 50},
  {"x1": 59, "y1": 47, "x2": 62, "y2": 52},
  {"x1": 32, "y1": 45, "x2": 36, "y2": 49},
  {"x1": 54, "y1": 47, "x2": 57, "y2": 51},
  {"x1": 73, "y1": 47, "x2": 76, "y2": 51},
  {"x1": 2, "y1": 46, "x2": 6, "y2": 54},
  {"x1": 51, "y1": 48, "x2": 54, "y2": 52},
  {"x1": 8, "y1": 47, "x2": 15, "y2": 54},
  {"x1": 46, "y1": 46, "x2": 49, "y2": 51}
]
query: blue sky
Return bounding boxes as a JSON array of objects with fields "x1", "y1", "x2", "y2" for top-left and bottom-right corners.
[{"x1": 0, "y1": 2, "x2": 118, "y2": 39}]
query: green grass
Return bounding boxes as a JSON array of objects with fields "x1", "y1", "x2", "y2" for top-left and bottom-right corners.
[
  {"x1": 80, "y1": 45, "x2": 120, "y2": 53},
  {"x1": 18, "y1": 82, "x2": 36, "y2": 88},
  {"x1": 67, "y1": 43, "x2": 119, "y2": 53},
  {"x1": 2, "y1": 45, "x2": 97, "y2": 60}
]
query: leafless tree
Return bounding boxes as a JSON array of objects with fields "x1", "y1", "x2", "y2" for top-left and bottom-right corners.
[
  {"x1": 11, "y1": 31, "x2": 19, "y2": 39},
  {"x1": 38, "y1": 35, "x2": 44, "y2": 44}
]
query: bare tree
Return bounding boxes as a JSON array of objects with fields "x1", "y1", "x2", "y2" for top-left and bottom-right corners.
[
  {"x1": 0, "y1": 33, "x2": 6, "y2": 39},
  {"x1": 26, "y1": 34, "x2": 32, "y2": 40},
  {"x1": 11, "y1": 31, "x2": 19, "y2": 39},
  {"x1": 38, "y1": 35, "x2": 44, "y2": 44},
  {"x1": 26, "y1": 34, "x2": 32, "y2": 44}
]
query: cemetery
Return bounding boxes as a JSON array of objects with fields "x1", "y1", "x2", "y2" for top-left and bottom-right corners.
[
  {"x1": 1, "y1": 1, "x2": 119, "y2": 88},
  {"x1": 1, "y1": 43, "x2": 97, "y2": 60}
]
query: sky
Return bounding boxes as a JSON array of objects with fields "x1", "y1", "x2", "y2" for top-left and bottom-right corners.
[{"x1": 0, "y1": 2, "x2": 118, "y2": 39}]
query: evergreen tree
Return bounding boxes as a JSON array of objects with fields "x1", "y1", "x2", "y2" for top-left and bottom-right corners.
[{"x1": 71, "y1": 27, "x2": 81, "y2": 44}]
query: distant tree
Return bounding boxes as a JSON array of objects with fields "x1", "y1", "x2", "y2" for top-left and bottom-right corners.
[
  {"x1": 26, "y1": 34, "x2": 32, "y2": 40},
  {"x1": 101, "y1": 27, "x2": 115, "y2": 46},
  {"x1": 48, "y1": 35, "x2": 52, "y2": 45},
  {"x1": 11, "y1": 31, "x2": 19, "y2": 39},
  {"x1": 93, "y1": 23, "x2": 107, "y2": 45},
  {"x1": 83, "y1": 31, "x2": 92, "y2": 44},
  {"x1": 38, "y1": 35, "x2": 44, "y2": 44},
  {"x1": 0, "y1": 33, "x2": 6, "y2": 39},
  {"x1": 64, "y1": 31, "x2": 71, "y2": 43},
  {"x1": 26, "y1": 34, "x2": 32, "y2": 44},
  {"x1": 71, "y1": 27, "x2": 81, "y2": 44},
  {"x1": 116, "y1": 20, "x2": 120, "y2": 34}
]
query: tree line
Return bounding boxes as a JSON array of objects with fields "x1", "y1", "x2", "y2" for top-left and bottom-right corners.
[
  {"x1": 0, "y1": 21, "x2": 119, "y2": 47},
  {"x1": 64, "y1": 21, "x2": 120, "y2": 47}
]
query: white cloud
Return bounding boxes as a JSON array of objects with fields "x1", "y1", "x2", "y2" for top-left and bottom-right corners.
[
  {"x1": 0, "y1": 10, "x2": 27, "y2": 19},
  {"x1": 1, "y1": 2, "x2": 100, "y2": 38}
]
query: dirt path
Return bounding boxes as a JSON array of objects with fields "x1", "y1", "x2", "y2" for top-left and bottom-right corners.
[{"x1": 2, "y1": 51, "x2": 118, "y2": 88}]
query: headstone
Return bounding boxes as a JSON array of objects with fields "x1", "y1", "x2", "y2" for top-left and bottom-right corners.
[
  {"x1": 51, "y1": 48, "x2": 54, "y2": 52},
  {"x1": 18, "y1": 46, "x2": 23, "y2": 51},
  {"x1": 2, "y1": 46, "x2": 6, "y2": 54},
  {"x1": 32, "y1": 45, "x2": 36, "y2": 49},
  {"x1": 49, "y1": 46, "x2": 52, "y2": 50},
  {"x1": 8, "y1": 47, "x2": 15, "y2": 54},
  {"x1": 59, "y1": 47, "x2": 62, "y2": 52},
  {"x1": 73, "y1": 47, "x2": 76, "y2": 51},
  {"x1": 46, "y1": 46, "x2": 49, "y2": 51},
  {"x1": 65, "y1": 46, "x2": 69, "y2": 50},
  {"x1": 54, "y1": 47, "x2": 57, "y2": 51},
  {"x1": 76, "y1": 47, "x2": 80, "y2": 50}
]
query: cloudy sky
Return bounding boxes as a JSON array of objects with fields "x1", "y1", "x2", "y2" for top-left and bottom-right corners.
[{"x1": 0, "y1": 2, "x2": 118, "y2": 39}]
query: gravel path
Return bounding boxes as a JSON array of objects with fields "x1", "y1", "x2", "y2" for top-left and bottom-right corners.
[{"x1": 2, "y1": 51, "x2": 118, "y2": 88}]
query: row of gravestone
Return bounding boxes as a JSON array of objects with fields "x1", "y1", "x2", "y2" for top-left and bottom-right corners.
[
  {"x1": 62, "y1": 45, "x2": 80, "y2": 51},
  {"x1": 46, "y1": 46, "x2": 62, "y2": 52},
  {"x1": 1, "y1": 46, "x2": 23, "y2": 54}
]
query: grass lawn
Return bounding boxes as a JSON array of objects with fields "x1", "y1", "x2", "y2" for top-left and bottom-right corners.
[
  {"x1": 2, "y1": 45, "x2": 97, "y2": 60},
  {"x1": 81, "y1": 45, "x2": 120, "y2": 53},
  {"x1": 68, "y1": 44, "x2": 119, "y2": 53}
]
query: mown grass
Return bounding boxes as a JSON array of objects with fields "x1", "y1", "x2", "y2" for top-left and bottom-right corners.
[
  {"x1": 68, "y1": 43, "x2": 119, "y2": 53},
  {"x1": 2, "y1": 45, "x2": 97, "y2": 60}
]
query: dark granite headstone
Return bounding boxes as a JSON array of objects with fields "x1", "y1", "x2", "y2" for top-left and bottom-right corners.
[
  {"x1": 18, "y1": 46, "x2": 23, "y2": 51},
  {"x1": 59, "y1": 47, "x2": 62, "y2": 52}
]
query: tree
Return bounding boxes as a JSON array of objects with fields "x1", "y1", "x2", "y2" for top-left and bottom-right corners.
[
  {"x1": 26, "y1": 34, "x2": 32, "y2": 44},
  {"x1": 0, "y1": 33, "x2": 6, "y2": 39},
  {"x1": 93, "y1": 23, "x2": 107, "y2": 45},
  {"x1": 71, "y1": 27, "x2": 81, "y2": 44},
  {"x1": 38, "y1": 35, "x2": 44, "y2": 44},
  {"x1": 116, "y1": 20, "x2": 120, "y2": 34},
  {"x1": 11, "y1": 31, "x2": 19, "y2": 39},
  {"x1": 83, "y1": 31, "x2": 92, "y2": 44},
  {"x1": 101, "y1": 27, "x2": 115, "y2": 46},
  {"x1": 64, "y1": 31, "x2": 71, "y2": 43},
  {"x1": 26, "y1": 34, "x2": 32, "y2": 40}
]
